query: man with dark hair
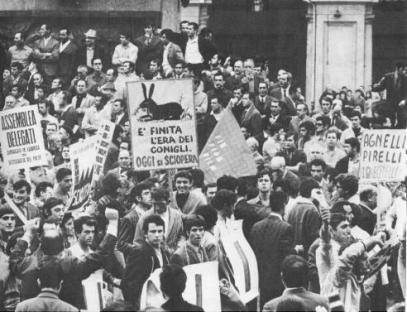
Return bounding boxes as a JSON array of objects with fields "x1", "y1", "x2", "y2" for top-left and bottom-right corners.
[
  {"x1": 10, "y1": 61, "x2": 28, "y2": 92},
  {"x1": 85, "y1": 57, "x2": 107, "y2": 95},
  {"x1": 239, "y1": 92, "x2": 263, "y2": 136},
  {"x1": 112, "y1": 32, "x2": 138, "y2": 67},
  {"x1": 269, "y1": 70, "x2": 296, "y2": 116},
  {"x1": 58, "y1": 27, "x2": 78, "y2": 84},
  {"x1": 372, "y1": 62, "x2": 407, "y2": 128},
  {"x1": 32, "y1": 24, "x2": 59, "y2": 83},
  {"x1": 263, "y1": 255, "x2": 329, "y2": 312},
  {"x1": 254, "y1": 81, "x2": 272, "y2": 118},
  {"x1": 277, "y1": 131, "x2": 307, "y2": 172},
  {"x1": 250, "y1": 191, "x2": 294, "y2": 307},
  {"x1": 117, "y1": 182, "x2": 152, "y2": 258},
  {"x1": 170, "y1": 171, "x2": 206, "y2": 215},
  {"x1": 206, "y1": 72, "x2": 233, "y2": 112},
  {"x1": 287, "y1": 178, "x2": 322, "y2": 256},
  {"x1": 53, "y1": 168, "x2": 72, "y2": 206},
  {"x1": 315, "y1": 115, "x2": 330, "y2": 142},
  {"x1": 216, "y1": 175, "x2": 238, "y2": 193},
  {"x1": 12, "y1": 180, "x2": 40, "y2": 227},
  {"x1": 170, "y1": 214, "x2": 208, "y2": 266},
  {"x1": 160, "y1": 264, "x2": 204, "y2": 311},
  {"x1": 10, "y1": 209, "x2": 118, "y2": 308},
  {"x1": 160, "y1": 28, "x2": 184, "y2": 78},
  {"x1": 111, "y1": 98, "x2": 128, "y2": 126},
  {"x1": 248, "y1": 169, "x2": 273, "y2": 208},
  {"x1": 134, "y1": 187, "x2": 183, "y2": 253},
  {"x1": 268, "y1": 97, "x2": 290, "y2": 131},
  {"x1": 122, "y1": 214, "x2": 169, "y2": 308},
  {"x1": 68, "y1": 215, "x2": 97, "y2": 258},
  {"x1": 134, "y1": 21, "x2": 162, "y2": 75},
  {"x1": 323, "y1": 129, "x2": 346, "y2": 168},
  {"x1": 42, "y1": 198, "x2": 65, "y2": 224},
  {"x1": 199, "y1": 96, "x2": 224, "y2": 151},
  {"x1": 340, "y1": 110, "x2": 365, "y2": 145},
  {"x1": 288, "y1": 103, "x2": 314, "y2": 135},
  {"x1": 15, "y1": 261, "x2": 78, "y2": 312},
  {"x1": 358, "y1": 187, "x2": 377, "y2": 235},
  {"x1": 335, "y1": 137, "x2": 360, "y2": 176},
  {"x1": 203, "y1": 183, "x2": 217, "y2": 204}
]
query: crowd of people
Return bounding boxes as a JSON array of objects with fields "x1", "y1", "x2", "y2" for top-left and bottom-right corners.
[{"x1": 0, "y1": 18, "x2": 406, "y2": 312}]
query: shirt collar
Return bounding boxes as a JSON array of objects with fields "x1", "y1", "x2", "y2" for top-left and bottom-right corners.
[{"x1": 269, "y1": 212, "x2": 283, "y2": 221}]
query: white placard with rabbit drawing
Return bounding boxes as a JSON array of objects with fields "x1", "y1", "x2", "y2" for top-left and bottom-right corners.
[{"x1": 127, "y1": 79, "x2": 198, "y2": 170}]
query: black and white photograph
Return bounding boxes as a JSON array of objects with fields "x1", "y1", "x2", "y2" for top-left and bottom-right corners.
[{"x1": 0, "y1": 0, "x2": 406, "y2": 311}]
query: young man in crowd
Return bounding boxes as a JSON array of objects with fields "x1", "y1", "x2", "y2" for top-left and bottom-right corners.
[
  {"x1": 11, "y1": 180, "x2": 40, "y2": 227},
  {"x1": 336, "y1": 137, "x2": 360, "y2": 176},
  {"x1": 53, "y1": 168, "x2": 72, "y2": 206},
  {"x1": 248, "y1": 168, "x2": 273, "y2": 208},
  {"x1": 170, "y1": 171, "x2": 206, "y2": 215}
]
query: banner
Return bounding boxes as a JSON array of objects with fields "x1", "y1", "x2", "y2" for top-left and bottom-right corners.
[
  {"x1": 217, "y1": 219, "x2": 259, "y2": 303},
  {"x1": 0, "y1": 106, "x2": 47, "y2": 169},
  {"x1": 93, "y1": 120, "x2": 115, "y2": 181},
  {"x1": 199, "y1": 109, "x2": 257, "y2": 184},
  {"x1": 140, "y1": 261, "x2": 221, "y2": 311},
  {"x1": 360, "y1": 130, "x2": 407, "y2": 182},
  {"x1": 69, "y1": 136, "x2": 97, "y2": 210},
  {"x1": 127, "y1": 79, "x2": 198, "y2": 170}
]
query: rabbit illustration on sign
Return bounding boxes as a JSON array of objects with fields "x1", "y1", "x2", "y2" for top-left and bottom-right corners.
[{"x1": 137, "y1": 83, "x2": 184, "y2": 121}]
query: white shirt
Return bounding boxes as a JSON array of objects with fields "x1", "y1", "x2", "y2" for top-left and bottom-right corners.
[
  {"x1": 185, "y1": 37, "x2": 203, "y2": 64},
  {"x1": 160, "y1": 210, "x2": 170, "y2": 238},
  {"x1": 86, "y1": 47, "x2": 94, "y2": 67}
]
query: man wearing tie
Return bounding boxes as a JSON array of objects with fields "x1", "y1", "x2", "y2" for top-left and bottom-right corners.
[
  {"x1": 254, "y1": 81, "x2": 272, "y2": 118},
  {"x1": 269, "y1": 71, "x2": 297, "y2": 116}
]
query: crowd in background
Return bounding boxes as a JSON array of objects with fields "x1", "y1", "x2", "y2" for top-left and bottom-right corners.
[{"x1": 0, "y1": 19, "x2": 406, "y2": 312}]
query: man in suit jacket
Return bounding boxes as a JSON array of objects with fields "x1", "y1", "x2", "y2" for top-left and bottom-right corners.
[
  {"x1": 255, "y1": 81, "x2": 272, "y2": 118},
  {"x1": 268, "y1": 98, "x2": 291, "y2": 131},
  {"x1": 240, "y1": 93, "x2": 263, "y2": 137},
  {"x1": 58, "y1": 28, "x2": 78, "y2": 84},
  {"x1": 135, "y1": 22, "x2": 163, "y2": 75},
  {"x1": 159, "y1": 29, "x2": 184, "y2": 78},
  {"x1": 32, "y1": 24, "x2": 59, "y2": 83},
  {"x1": 133, "y1": 188, "x2": 184, "y2": 254},
  {"x1": 250, "y1": 191, "x2": 294, "y2": 308},
  {"x1": 263, "y1": 255, "x2": 329, "y2": 312},
  {"x1": 15, "y1": 261, "x2": 78, "y2": 312},
  {"x1": 122, "y1": 215, "x2": 170, "y2": 309},
  {"x1": 269, "y1": 71, "x2": 297, "y2": 116},
  {"x1": 372, "y1": 62, "x2": 407, "y2": 128},
  {"x1": 70, "y1": 79, "x2": 95, "y2": 128}
]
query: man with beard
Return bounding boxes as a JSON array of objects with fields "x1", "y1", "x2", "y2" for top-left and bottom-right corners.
[
  {"x1": 8, "y1": 32, "x2": 33, "y2": 70},
  {"x1": 170, "y1": 171, "x2": 206, "y2": 215},
  {"x1": 32, "y1": 24, "x2": 59, "y2": 84},
  {"x1": 37, "y1": 100, "x2": 58, "y2": 126},
  {"x1": 316, "y1": 211, "x2": 386, "y2": 311},
  {"x1": 170, "y1": 214, "x2": 209, "y2": 266},
  {"x1": 335, "y1": 137, "x2": 360, "y2": 176},
  {"x1": 58, "y1": 28, "x2": 78, "y2": 84},
  {"x1": 117, "y1": 181, "x2": 152, "y2": 259}
]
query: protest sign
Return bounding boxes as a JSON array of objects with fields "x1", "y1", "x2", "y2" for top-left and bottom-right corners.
[
  {"x1": 217, "y1": 219, "x2": 259, "y2": 303},
  {"x1": 93, "y1": 120, "x2": 115, "y2": 181},
  {"x1": 69, "y1": 136, "x2": 97, "y2": 210},
  {"x1": 200, "y1": 109, "x2": 257, "y2": 184},
  {"x1": 127, "y1": 79, "x2": 198, "y2": 170},
  {"x1": 0, "y1": 106, "x2": 47, "y2": 169},
  {"x1": 360, "y1": 130, "x2": 407, "y2": 183},
  {"x1": 82, "y1": 269, "x2": 113, "y2": 312},
  {"x1": 140, "y1": 261, "x2": 221, "y2": 311}
]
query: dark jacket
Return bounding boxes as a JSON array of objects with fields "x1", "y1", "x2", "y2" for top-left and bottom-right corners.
[
  {"x1": 162, "y1": 296, "x2": 204, "y2": 312},
  {"x1": 206, "y1": 88, "x2": 233, "y2": 111},
  {"x1": 372, "y1": 72, "x2": 407, "y2": 109},
  {"x1": 250, "y1": 214, "x2": 294, "y2": 307},
  {"x1": 76, "y1": 44, "x2": 110, "y2": 70},
  {"x1": 358, "y1": 203, "x2": 376, "y2": 235},
  {"x1": 286, "y1": 199, "x2": 321, "y2": 255},
  {"x1": 269, "y1": 85, "x2": 297, "y2": 116},
  {"x1": 234, "y1": 199, "x2": 269, "y2": 240},
  {"x1": 58, "y1": 41, "x2": 78, "y2": 84},
  {"x1": 117, "y1": 208, "x2": 142, "y2": 259},
  {"x1": 335, "y1": 155, "x2": 350, "y2": 175},
  {"x1": 9, "y1": 234, "x2": 117, "y2": 308},
  {"x1": 121, "y1": 241, "x2": 169, "y2": 308},
  {"x1": 240, "y1": 104, "x2": 263, "y2": 136}
]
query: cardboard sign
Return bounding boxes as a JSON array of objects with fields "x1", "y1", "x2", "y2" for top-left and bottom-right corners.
[
  {"x1": 127, "y1": 79, "x2": 198, "y2": 170},
  {"x1": 0, "y1": 106, "x2": 47, "y2": 169},
  {"x1": 365, "y1": 238, "x2": 399, "y2": 280},
  {"x1": 69, "y1": 136, "x2": 97, "y2": 210},
  {"x1": 360, "y1": 130, "x2": 407, "y2": 182},
  {"x1": 140, "y1": 261, "x2": 221, "y2": 311},
  {"x1": 82, "y1": 269, "x2": 113, "y2": 312},
  {"x1": 93, "y1": 120, "x2": 115, "y2": 181},
  {"x1": 217, "y1": 219, "x2": 259, "y2": 303}
]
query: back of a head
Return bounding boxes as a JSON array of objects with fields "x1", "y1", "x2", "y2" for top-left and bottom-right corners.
[
  {"x1": 160, "y1": 264, "x2": 187, "y2": 298},
  {"x1": 41, "y1": 228, "x2": 63, "y2": 256},
  {"x1": 211, "y1": 189, "x2": 237, "y2": 211},
  {"x1": 195, "y1": 204, "x2": 218, "y2": 230},
  {"x1": 269, "y1": 190, "x2": 287, "y2": 213},
  {"x1": 281, "y1": 255, "x2": 308, "y2": 288},
  {"x1": 299, "y1": 177, "x2": 320, "y2": 198},
  {"x1": 216, "y1": 175, "x2": 238, "y2": 192},
  {"x1": 190, "y1": 168, "x2": 205, "y2": 188},
  {"x1": 38, "y1": 260, "x2": 63, "y2": 289}
]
